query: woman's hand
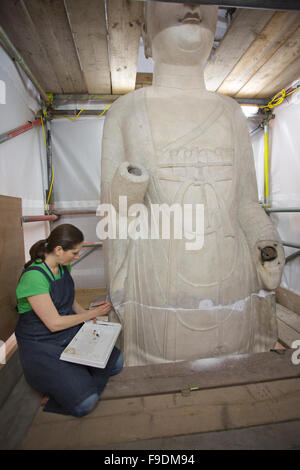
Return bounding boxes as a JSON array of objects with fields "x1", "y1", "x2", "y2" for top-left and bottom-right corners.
[{"x1": 90, "y1": 302, "x2": 112, "y2": 317}]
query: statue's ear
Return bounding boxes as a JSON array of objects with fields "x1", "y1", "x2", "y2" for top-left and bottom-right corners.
[{"x1": 142, "y1": 22, "x2": 152, "y2": 59}]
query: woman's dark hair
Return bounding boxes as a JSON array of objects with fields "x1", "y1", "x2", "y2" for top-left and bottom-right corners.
[{"x1": 24, "y1": 224, "x2": 84, "y2": 269}]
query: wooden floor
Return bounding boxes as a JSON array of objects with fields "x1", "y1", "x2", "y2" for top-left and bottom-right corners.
[{"x1": 1, "y1": 290, "x2": 300, "y2": 450}]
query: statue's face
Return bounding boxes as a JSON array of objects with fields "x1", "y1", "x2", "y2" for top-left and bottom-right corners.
[{"x1": 143, "y1": 2, "x2": 218, "y2": 66}]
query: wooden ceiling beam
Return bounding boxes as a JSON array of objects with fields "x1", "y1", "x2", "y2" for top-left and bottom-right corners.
[
  {"x1": 22, "y1": 0, "x2": 86, "y2": 94},
  {"x1": 138, "y1": 0, "x2": 300, "y2": 11},
  {"x1": 0, "y1": 0, "x2": 62, "y2": 93},
  {"x1": 65, "y1": 0, "x2": 111, "y2": 94},
  {"x1": 218, "y1": 12, "x2": 300, "y2": 97},
  {"x1": 204, "y1": 8, "x2": 274, "y2": 92},
  {"x1": 255, "y1": 56, "x2": 300, "y2": 99},
  {"x1": 237, "y1": 26, "x2": 300, "y2": 98},
  {"x1": 107, "y1": 0, "x2": 143, "y2": 95}
]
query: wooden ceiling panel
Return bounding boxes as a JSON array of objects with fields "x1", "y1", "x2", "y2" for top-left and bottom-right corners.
[
  {"x1": 65, "y1": 0, "x2": 111, "y2": 94},
  {"x1": 237, "y1": 26, "x2": 300, "y2": 98},
  {"x1": 218, "y1": 12, "x2": 300, "y2": 97},
  {"x1": 0, "y1": 0, "x2": 62, "y2": 92},
  {"x1": 204, "y1": 8, "x2": 274, "y2": 92},
  {"x1": 255, "y1": 56, "x2": 300, "y2": 99},
  {"x1": 23, "y1": 0, "x2": 86, "y2": 93},
  {"x1": 107, "y1": 0, "x2": 143, "y2": 95}
]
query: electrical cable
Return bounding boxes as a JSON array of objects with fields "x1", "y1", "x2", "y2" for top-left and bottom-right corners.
[
  {"x1": 259, "y1": 85, "x2": 300, "y2": 111},
  {"x1": 53, "y1": 103, "x2": 112, "y2": 120}
]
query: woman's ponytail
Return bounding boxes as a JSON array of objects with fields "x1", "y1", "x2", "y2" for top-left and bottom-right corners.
[
  {"x1": 24, "y1": 224, "x2": 84, "y2": 270},
  {"x1": 24, "y1": 239, "x2": 48, "y2": 269}
]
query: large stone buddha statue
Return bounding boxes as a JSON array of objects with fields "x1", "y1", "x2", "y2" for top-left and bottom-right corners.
[{"x1": 100, "y1": 2, "x2": 285, "y2": 366}]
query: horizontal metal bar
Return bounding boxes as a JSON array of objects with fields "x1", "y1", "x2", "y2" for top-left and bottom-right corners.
[
  {"x1": 53, "y1": 94, "x2": 120, "y2": 103},
  {"x1": 282, "y1": 241, "x2": 300, "y2": 249},
  {"x1": 53, "y1": 210, "x2": 97, "y2": 216},
  {"x1": 48, "y1": 109, "x2": 109, "y2": 118},
  {"x1": 140, "y1": 0, "x2": 300, "y2": 11},
  {"x1": 266, "y1": 207, "x2": 300, "y2": 213},
  {"x1": 22, "y1": 215, "x2": 59, "y2": 223},
  {"x1": 236, "y1": 98, "x2": 268, "y2": 105},
  {"x1": 0, "y1": 119, "x2": 41, "y2": 145},
  {"x1": 82, "y1": 242, "x2": 103, "y2": 247}
]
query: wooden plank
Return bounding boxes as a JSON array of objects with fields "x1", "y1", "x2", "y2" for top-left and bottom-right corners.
[
  {"x1": 237, "y1": 26, "x2": 300, "y2": 98},
  {"x1": 23, "y1": 0, "x2": 86, "y2": 93},
  {"x1": 100, "y1": 350, "x2": 299, "y2": 400},
  {"x1": 135, "y1": 72, "x2": 153, "y2": 89},
  {"x1": 21, "y1": 377, "x2": 300, "y2": 449},
  {"x1": 0, "y1": 0, "x2": 62, "y2": 93},
  {"x1": 255, "y1": 56, "x2": 300, "y2": 99},
  {"x1": 0, "y1": 196, "x2": 25, "y2": 342},
  {"x1": 65, "y1": 0, "x2": 111, "y2": 94},
  {"x1": 277, "y1": 304, "x2": 300, "y2": 333},
  {"x1": 218, "y1": 12, "x2": 300, "y2": 97},
  {"x1": 276, "y1": 303, "x2": 300, "y2": 347},
  {"x1": 276, "y1": 287, "x2": 300, "y2": 316},
  {"x1": 204, "y1": 9, "x2": 274, "y2": 92},
  {"x1": 107, "y1": 0, "x2": 143, "y2": 95}
]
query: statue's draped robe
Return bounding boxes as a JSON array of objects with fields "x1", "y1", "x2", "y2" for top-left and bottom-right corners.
[{"x1": 101, "y1": 88, "x2": 279, "y2": 366}]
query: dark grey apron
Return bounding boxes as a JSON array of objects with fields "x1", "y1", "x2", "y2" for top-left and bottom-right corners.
[{"x1": 15, "y1": 262, "x2": 121, "y2": 415}]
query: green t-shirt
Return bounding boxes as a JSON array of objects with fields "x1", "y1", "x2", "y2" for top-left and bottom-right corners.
[{"x1": 16, "y1": 261, "x2": 71, "y2": 314}]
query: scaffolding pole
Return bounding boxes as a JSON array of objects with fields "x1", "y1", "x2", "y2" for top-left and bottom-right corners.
[{"x1": 0, "y1": 119, "x2": 41, "y2": 144}]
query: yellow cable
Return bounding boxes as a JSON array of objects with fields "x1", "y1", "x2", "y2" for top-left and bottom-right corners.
[
  {"x1": 41, "y1": 116, "x2": 47, "y2": 148},
  {"x1": 53, "y1": 103, "x2": 112, "y2": 120},
  {"x1": 259, "y1": 86, "x2": 299, "y2": 110},
  {"x1": 53, "y1": 108, "x2": 87, "y2": 121},
  {"x1": 96, "y1": 103, "x2": 112, "y2": 117},
  {"x1": 46, "y1": 167, "x2": 54, "y2": 212}
]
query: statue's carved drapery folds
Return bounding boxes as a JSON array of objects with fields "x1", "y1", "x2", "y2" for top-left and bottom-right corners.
[{"x1": 101, "y1": 2, "x2": 285, "y2": 366}]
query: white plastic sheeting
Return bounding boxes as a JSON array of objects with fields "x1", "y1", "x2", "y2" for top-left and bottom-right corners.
[
  {"x1": 0, "y1": 46, "x2": 48, "y2": 261},
  {"x1": 251, "y1": 90, "x2": 300, "y2": 295},
  {"x1": 51, "y1": 116, "x2": 105, "y2": 288}
]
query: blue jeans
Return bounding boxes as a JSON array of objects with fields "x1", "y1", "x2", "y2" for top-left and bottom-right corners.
[{"x1": 71, "y1": 350, "x2": 124, "y2": 417}]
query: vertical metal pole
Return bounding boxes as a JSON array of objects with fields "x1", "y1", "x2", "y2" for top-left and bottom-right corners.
[
  {"x1": 264, "y1": 121, "x2": 270, "y2": 206},
  {"x1": 45, "y1": 120, "x2": 54, "y2": 213}
]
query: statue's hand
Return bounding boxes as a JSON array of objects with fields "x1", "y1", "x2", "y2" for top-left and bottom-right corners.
[
  {"x1": 254, "y1": 240, "x2": 285, "y2": 290},
  {"x1": 112, "y1": 161, "x2": 149, "y2": 213}
]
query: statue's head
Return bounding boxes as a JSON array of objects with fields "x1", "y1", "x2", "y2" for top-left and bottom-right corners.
[{"x1": 142, "y1": 2, "x2": 218, "y2": 66}]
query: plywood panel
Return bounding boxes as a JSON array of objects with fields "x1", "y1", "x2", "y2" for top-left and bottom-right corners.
[
  {"x1": 205, "y1": 8, "x2": 274, "y2": 92},
  {"x1": 218, "y1": 12, "x2": 300, "y2": 97},
  {"x1": 23, "y1": 0, "x2": 86, "y2": 93},
  {"x1": 107, "y1": 0, "x2": 143, "y2": 94},
  {"x1": 0, "y1": 0, "x2": 62, "y2": 93},
  {"x1": 0, "y1": 196, "x2": 25, "y2": 342},
  {"x1": 65, "y1": 0, "x2": 111, "y2": 94},
  {"x1": 237, "y1": 27, "x2": 300, "y2": 98}
]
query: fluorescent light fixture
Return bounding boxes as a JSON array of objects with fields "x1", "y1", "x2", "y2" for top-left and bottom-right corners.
[{"x1": 241, "y1": 105, "x2": 259, "y2": 117}]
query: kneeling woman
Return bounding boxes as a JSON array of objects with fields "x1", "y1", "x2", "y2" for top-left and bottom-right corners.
[{"x1": 16, "y1": 224, "x2": 123, "y2": 417}]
